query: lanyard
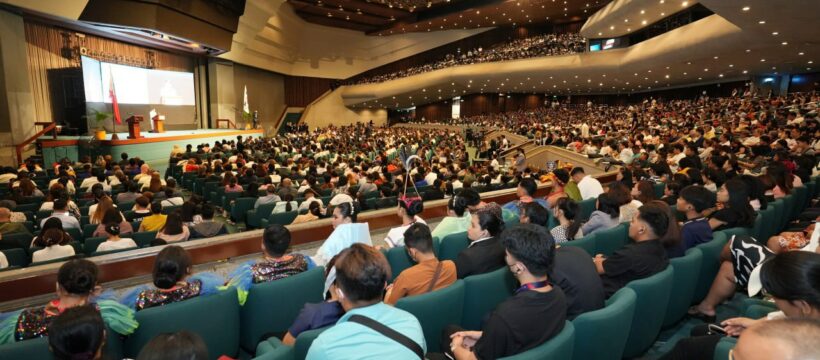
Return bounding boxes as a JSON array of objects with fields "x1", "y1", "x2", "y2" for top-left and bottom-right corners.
[{"x1": 514, "y1": 280, "x2": 550, "y2": 294}]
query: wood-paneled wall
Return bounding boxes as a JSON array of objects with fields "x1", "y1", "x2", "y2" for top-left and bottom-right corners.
[
  {"x1": 24, "y1": 20, "x2": 195, "y2": 124},
  {"x1": 414, "y1": 100, "x2": 452, "y2": 122},
  {"x1": 283, "y1": 75, "x2": 337, "y2": 107}
]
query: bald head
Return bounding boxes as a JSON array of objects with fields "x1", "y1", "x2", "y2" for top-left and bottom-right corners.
[
  {"x1": 0, "y1": 207, "x2": 10, "y2": 221},
  {"x1": 733, "y1": 318, "x2": 820, "y2": 360}
]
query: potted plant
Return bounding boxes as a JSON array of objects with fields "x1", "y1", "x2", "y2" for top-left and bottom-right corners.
[{"x1": 85, "y1": 109, "x2": 112, "y2": 140}]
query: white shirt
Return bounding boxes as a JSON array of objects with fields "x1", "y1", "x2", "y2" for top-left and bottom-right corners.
[
  {"x1": 161, "y1": 197, "x2": 184, "y2": 207},
  {"x1": 578, "y1": 175, "x2": 604, "y2": 200},
  {"x1": 298, "y1": 197, "x2": 323, "y2": 212},
  {"x1": 329, "y1": 193, "x2": 354, "y2": 206},
  {"x1": 32, "y1": 245, "x2": 75, "y2": 263},
  {"x1": 619, "y1": 148, "x2": 634, "y2": 164},
  {"x1": 0, "y1": 252, "x2": 7, "y2": 269},
  {"x1": 95, "y1": 238, "x2": 138, "y2": 252},
  {"x1": 384, "y1": 216, "x2": 428, "y2": 248},
  {"x1": 424, "y1": 172, "x2": 438, "y2": 186}
]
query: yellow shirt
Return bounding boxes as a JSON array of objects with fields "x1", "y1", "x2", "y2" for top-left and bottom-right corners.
[{"x1": 140, "y1": 214, "x2": 167, "y2": 232}]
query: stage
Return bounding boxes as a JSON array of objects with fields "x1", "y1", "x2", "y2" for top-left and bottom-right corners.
[{"x1": 37, "y1": 129, "x2": 265, "y2": 174}]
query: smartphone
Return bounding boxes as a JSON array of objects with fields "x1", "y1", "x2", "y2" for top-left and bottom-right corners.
[{"x1": 708, "y1": 324, "x2": 727, "y2": 335}]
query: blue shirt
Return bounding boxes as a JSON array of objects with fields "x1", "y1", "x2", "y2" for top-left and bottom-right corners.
[
  {"x1": 306, "y1": 302, "x2": 426, "y2": 360},
  {"x1": 289, "y1": 301, "x2": 344, "y2": 338},
  {"x1": 681, "y1": 217, "x2": 713, "y2": 252}
]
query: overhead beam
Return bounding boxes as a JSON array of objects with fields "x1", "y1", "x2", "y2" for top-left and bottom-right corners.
[
  {"x1": 296, "y1": 12, "x2": 377, "y2": 32},
  {"x1": 316, "y1": 0, "x2": 410, "y2": 18},
  {"x1": 290, "y1": 0, "x2": 392, "y2": 26}
]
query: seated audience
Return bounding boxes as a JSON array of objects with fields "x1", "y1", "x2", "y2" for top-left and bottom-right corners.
[
  {"x1": 0, "y1": 259, "x2": 137, "y2": 343},
  {"x1": 41, "y1": 198, "x2": 81, "y2": 231},
  {"x1": 581, "y1": 192, "x2": 620, "y2": 236},
  {"x1": 385, "y1": 224, "x2": 456, "y2": 305},
  {"x1": 139, "y1": 201, "x2": 167, "y2": 232},
  {"x1": 155, "y1": 211, "x2": 190, "y2": 243},
  {"x1": 189, "y1": 204, "x2": 227, "y2": 238},
  {"x1": 670, "y1": 185, "x2": 715, "y2": 258},
  {"x1": 384, "y1": 196, "x2": 426, "y2": 248},
  {"x1": 708, "y1": 178, "x2": 756, "y2": 231},
  {"x1": 121, "y1": 246, "x2": 222, "y2": 311},
  {"x1": 519, "y1": 201, "x2": 549, "y2": 227},
  {"x1": 92, "y1": 208, "x2": 133, "y2": 238},
  {"x1": 95, "y1": 223, "x2": 137, "y2": 252},
  {"x1": 31, "y1": 228, "x2": 76, "y2": 263},
  {"x1": 0, "y1": 207, "x2": 31, "y2": 236},
  {"x1": 292, "y1": 201, "x2": 323, "y2": 225},
  {"x1": 283, "y1": 258, "x2": 345, "y2": 346},
  {"x1": 594, "y1": 201, "x2": 674, "y2": 298},
  {"x1": 307, "y1": 243, "x2": 425, "y2": 359},
  {"x1": 225, "y1": 224, "x2": 312, "y2": 304},
  {"x1": 47, "y1": 305, "x2": 106, "y2": 360},
  {"x1": 436, "y1": 224, "x2": 567, "y2": 360},
  {"x1": 431, "y1": 195, "x2": 471, "y2": 240},
  {"x1": 136, "y1": 331, "x2": 209, "y2": 360},
  {"x1": 126, "y1": 196, "x2": 152, "y2": 222},
  {"x1": 572, "y1": 167, "x2": 604, "y2": 200},
  {"x1": 314, "y1": 202, "x2": 372, "y2": 266},
  {"x1": 550, "y1": 198, "x2": 584, "y2": 243},
  {"x1": 455, "y1": 204, "x2": 506, "y2": 279}
]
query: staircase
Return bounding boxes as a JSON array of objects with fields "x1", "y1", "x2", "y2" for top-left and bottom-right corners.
[
  {"x1": 16, "y1": 122, "x2": 57, "y2": 165},
  {"x1": 278, "y1": 112, "x2": 303, "y2": 135}
]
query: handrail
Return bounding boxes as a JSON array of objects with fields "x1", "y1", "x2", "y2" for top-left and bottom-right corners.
[
  {"x1": 271, "y1": 105, "x2": 289, "y2": 134},
  {"x1": 215, "y1": 118, "x2": 236, "y2": 129},
  {"x1": 15, "y1": 122, "x2": 57, "y2": 165}
]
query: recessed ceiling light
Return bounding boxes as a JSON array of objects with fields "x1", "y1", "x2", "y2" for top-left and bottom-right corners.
[
  {"x1": 682, "y1": 1, "x2": 688, "y2": 7},
  {"x1": 746, "y1": 49, "x2": 751, "y2": 53},
  {"x1": 782, "y1": 42, "x2": 788, "y2": 45},
  {"x1": 642, "y1": 20, "x2": 647, "y2": 25},
  {"x1": 772, "y1": 31, "x2": 779, "y2": 35},
  {"x1": 742, "y1": 6, "x2": 750, "y2": 11},
  {"x1": 810, "y1": 60, "x2": 815, "y2": 64},
  {"x1": 742, "y1": 70, "x2": 748, "y2": 74},
  {"x1": 641, "y1": 9, "x2": 645, "y2": 14},
  {"x1": 719, "y1": 74, "x2": 724, "y2": 78},
  {"x1": 714, "y1": 56, "x2": 719, "y2": 59},
  {"x1": 760, "y1": 58, "x2": 766, "y2": 62},
  {"x1": 729, "y1": 64, "x2": 734, "y2": 67},
  {"x1": 610, "y1": 25, "x2": 615, "y2": 30},
  {"x1": 799, "y1": 52, "x2": 805, "y2": 55},
  {"x1": 758, "y1": 20, "x2": 766, "y2": 24}
]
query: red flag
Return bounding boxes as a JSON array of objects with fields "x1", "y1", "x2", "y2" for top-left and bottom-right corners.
[{"x1": 109, "y1": 71, "x2": 122, "y2": 125}]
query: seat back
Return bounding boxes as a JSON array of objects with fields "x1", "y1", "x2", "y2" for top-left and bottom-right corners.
[
  {"x1": 395, "y1": 280, "x2": 465, "y2": 353},
  {"x1": 240, "y1": 266, "x2": 325, "y2": 353},
  {"x1": 713, "y1": 337, "x2": 738, "y2": 360},
  {"x1": 499, "y1": 321, "x2": 574, "y2": 360},
  {"x1": 293, "y1": 327, "x2": 329, "y2": 360},
  {"x1": 125, "y1": 287, "x2": 240, "y2": 359},
  {"x1": 84, "y1": 237, "x2": 107, "y2": 254},
  {"x1": 0, "y1": 232, "x2": 31, "y2": 250},
  {"x1": 461, "y1": 267, "x2": 517, "y2": 330},
  {"x1": 0, "y1": 325, "x2": 124, "y2": 360},
  {"x1": 757, "y1": 206, "x2": 776, "y2": 241},
  {"x1": 132, "y1": 231, "x2": 158, "y2": 247},
  {"x1": 438, "y1": 231, "x2": 469, "y2": 261},
  {"x1": 269, "y1": 211, "x2": 298, "y2": 226},
  {"x1": 563, "y1": 234, "x2": 596, "y2": 256},
  {"x1": 593, "y1": 223, "x2": 630, "y2": 257},
  {"x1": 247, "y1": 203, "x2": 277, "y2": 229},
  {"x1": 653, "y1": 182, "x2": 666, "y2": 199},
  {"x1": 383, "y1": 246, "x2": 414, "y2": 282},
  {"x1": 579, "y1": 198, "x2": 597, "y2": 221},
  {"x1": 751, "y1": 213, "x2": 764, "y2": 241},
  {"x1": 663, "y1": 248, "x2": 703, "y2": 328},
  {"x1": 231, "y1": 197, "x2": 257, "y2": 223},
  {"x1": 692, "y1": 231, "x2": 729, "y2": 303},
  {"x1": 1, "y1": 248, "x2": 29, "y2": 267},
  {"x1": 782, "y1": 194, "x2": 796, "y2": 226},
  {"x1": 572, "y1": 287, "x2": 637, "y2": 360},
  {"x1": 623, "y1": 265, "x2": 675, "y2": 358}
]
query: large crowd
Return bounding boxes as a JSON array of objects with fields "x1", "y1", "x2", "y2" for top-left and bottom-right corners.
[
  {"x1": 350, "y1": 32, "x2": 586, "y2": 84},
  {"x1": 0, "y1": 91, "x2": 819, "y2": 359}
]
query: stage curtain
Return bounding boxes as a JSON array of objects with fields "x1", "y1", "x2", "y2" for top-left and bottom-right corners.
[{"x1": 24, "y1": 20, "x2": 194, "y2": 124}]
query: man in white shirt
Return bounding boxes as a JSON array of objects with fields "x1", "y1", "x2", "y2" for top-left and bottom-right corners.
[
  {"x1": 618, "y1": 142, "x2": 634, "y2": 165},
  {"x1": 41, "y1": 199, "x2": 81, "y2": 231},
  {"x1": 571, "y1": 167, "x2": 603, "y2": 200},
  {"x1": 160, "y1": 188, "x2": 184, "y2": 207}
]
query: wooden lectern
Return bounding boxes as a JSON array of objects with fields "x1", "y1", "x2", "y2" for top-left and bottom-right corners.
[
  {"x1": 152, "y1": 115, "x2": 165, "y2": 133},
  {"x1": 126, "y1": 115, "x2": 144, "y2": 140}
]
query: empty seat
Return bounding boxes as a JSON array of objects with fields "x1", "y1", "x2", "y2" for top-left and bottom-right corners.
[
  {"x1": 230, "y1": 197, "x2": 257, "y2": 223},
  {"x1": 572, "y1": 287, "x2": 637, "y2": 360},
  {"x1": 395, "y1": 280, "x2": 465, "y2": 353},
  {"x1": 247, "y1": 203, "x2": 276, "y2": 229}
]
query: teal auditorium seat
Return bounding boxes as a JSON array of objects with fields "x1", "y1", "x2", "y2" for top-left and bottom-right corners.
[
  {"x1": 262, "y1": 211, "x2": 299, "y2": 227},
  {"x1": 382, "y1": 246, "x2": 414, "y2": 282},
  {"x1": 653, "y1": 182, "x2": 666, "y2": 199},
  {"x1": 230, "y1": 197, "x2": 257, "y2": 223},
  {"x1": 563, "y1": 233, "x2": 596, "y2": 255},
  {"x1": 713, "y1": 337, "x2": 738, "y2": 360},
  {"x1": 757, "y1": 206, "x2": 776, "y2": 241},
  {"x1": 579, "y1": 198, "x2": 597, "y2": 221},
  {"x1": 623, "y1": 266, "x2": 675, "y2": 358},
  {"x1": 593, "y1": 223, "x2": 630, "y2": 257},
  {"x1": 751, "y1": 213, "x2": 764, "y2": 241},
  {"x1": 1, "y1": 248, "x2": 28, "y2": 267},
  {"x1": 663, "y1": 248, "x2": 704, "y2": 328},
  {"x1": 437, "y1": 231, "x2": 469, "y2": 261},
  {"x1": 395, "y1": 280, "x2": 465, "y2": 353},
  {"x1": 240, "y1": 266, "x2": 325, "y2": 354},
  {"x1": 0, "y1": 325, "x2": 124, "y2": 360},
  {"x1": 247, "y1": 203, "x2": 276, "y2": 229},
  {"x1": 692, "y1": 231, "x2": 729, "y2": 304},
  {"x1": 572, "y1": 287, "x2": 637, "y2": 360},
  {"x1": 125, "y1": 287, "x2": 240, "y2": 360},
  {"x1": 499, "y1": 321, "x2": 574, "y2": 360},
  {"x1": 253, "y1": 327, "x2": 329, "y2": 360},
  {"x1": 461, "y1": 267, "x2": 517, "y2": 330}
]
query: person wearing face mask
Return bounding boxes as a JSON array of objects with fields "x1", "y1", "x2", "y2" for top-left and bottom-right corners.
[
  {"x1": 454, "y1": 204, "x2": 506, "y2": 279},
  {"x1": 313, "y1": 202, "x2": 372, "y2": 266},
  {"x1": 433, "y1": 224, "x2": 567, "y2": 360},
  {"x1": 593, "y1": 202, "x2": 673, "y2": 298},
  {"x1": 307, "y1": 244, "x2": 426, "y2": 360},
  {"x1": 385, "y1": 224, "x2": 456, "y2": 305}
]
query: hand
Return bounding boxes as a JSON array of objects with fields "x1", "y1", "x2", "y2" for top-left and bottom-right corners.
[
  {"x1": 721, "y1": 317, "x2": 758, "y2": 337},
  {"x1": 451, "y1": 331, "x2": 481, "y2": 350}
]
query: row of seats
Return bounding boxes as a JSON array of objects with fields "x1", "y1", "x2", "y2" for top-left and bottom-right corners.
[{"x1": 1, "y1": 177, "x2": 814, "y2": 359}]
